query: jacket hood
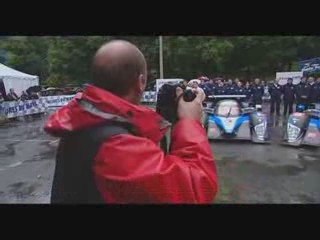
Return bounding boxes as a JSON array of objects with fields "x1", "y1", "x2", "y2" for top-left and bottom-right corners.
[{"x1": 44, "y1": 85, "x2": 170, "y2": 143}]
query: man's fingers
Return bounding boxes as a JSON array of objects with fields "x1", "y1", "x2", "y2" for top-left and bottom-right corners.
[
  {"x1": 195, "y1": 89, "x2": 205, "y2": 103},
  {"x1": 176, "y1": 87, "x2": 184, "y2": 98}
]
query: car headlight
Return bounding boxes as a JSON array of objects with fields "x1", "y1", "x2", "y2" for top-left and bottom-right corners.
[
  {"x1": 287, "y1": 123, "x2": 300, "y2": 142},
  {"x1": 254, "y1": 122, "x2": 266, "y2": 140}
]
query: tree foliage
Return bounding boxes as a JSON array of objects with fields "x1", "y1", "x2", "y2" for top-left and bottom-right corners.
[{"x1": 1, "y1": 36, "x2": 320, "y2": 86}]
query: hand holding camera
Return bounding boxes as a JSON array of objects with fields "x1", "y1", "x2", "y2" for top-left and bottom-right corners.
[
  {"x1": 156, "y1": 83, "x2": 205, "y2": 124},
  {"x1": 176, "y1": 87, "x2": 205, "y2": 122}
]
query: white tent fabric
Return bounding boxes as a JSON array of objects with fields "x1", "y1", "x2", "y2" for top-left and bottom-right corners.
[{"x1": 0, "y1": 63, "x2": 39, "y2": 96}]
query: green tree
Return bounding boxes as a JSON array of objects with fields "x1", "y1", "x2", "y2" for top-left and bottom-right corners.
[
  {"x1": 2, "y1": 36, "x2": 320, "y2": 86},
  {"x1": 0, "y1": 36, "x2": 50, "y2": 82}
]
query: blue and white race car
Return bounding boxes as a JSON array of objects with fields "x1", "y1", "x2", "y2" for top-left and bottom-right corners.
[
  {"x1": 204, "y1": 95, "x2": 269, "y2": 143},
  {"x1": 283, "y1": 103, "x2": 320, "y2": 147}
]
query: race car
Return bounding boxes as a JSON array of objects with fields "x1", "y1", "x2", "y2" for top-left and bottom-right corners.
[
  {"x1": 204, "y1": 95, "x2": 269, "y2": 143},
  {"x1": 283, "y1": 103, "x2": 320, "y2": 147}
]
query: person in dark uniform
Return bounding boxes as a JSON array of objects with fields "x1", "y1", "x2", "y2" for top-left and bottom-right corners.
[
  {"x1": 251, "y1": 78, "x2": 264, "y2": 106},
  {"x1": 205, "y1": 79, "x2": 216, "y2": 96},
  {"x1": 215, "y1": 80, "x2": 225, "y2": 95},
  {"x1": 295, "y1": 76, "x2": 310, "y2": 108},
  {"x1": 282, "y1": 78, "x2": 295, "y2": 116},
  {"x1": 201, "y1": 78, "x2": 212, "y2": 96},
  {"x1": 268, "y1": 79, "x2": 282, "y2": 116},
  {"x1": 315, "y1": 77, "x2": 320, "y2": 104},
  {"x1": 307, "y1": 76, "x2": 319, "y2": 105},
  {"x1": 243, "y1": 81, "x2": 252, "y2": 101},
  {"x1": 224, "y1": 79, "x2": 237, "y2": 95},
  {"x1": 235, "y1": 81, "x2": 244, "y2": 94},
  {"x1": 199, "y1": 76, "x2": 209, "y2": 87},
  {"x1": 235, "y1": 81, "x2": 245, "y2": 95}
]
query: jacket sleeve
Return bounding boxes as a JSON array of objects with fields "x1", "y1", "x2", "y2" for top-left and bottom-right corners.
[{"x1": 93, "y1": 119, "x2": 218, "y2": 204}]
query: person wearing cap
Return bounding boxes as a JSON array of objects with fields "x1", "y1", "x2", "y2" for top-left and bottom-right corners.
[{"x1": 282, "y1": 78, "x2": 295, "y2": 116}]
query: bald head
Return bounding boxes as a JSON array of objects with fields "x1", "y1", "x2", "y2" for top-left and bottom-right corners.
[{"x1": 92, "y1": 40, "x2": 147, "y2": 98}]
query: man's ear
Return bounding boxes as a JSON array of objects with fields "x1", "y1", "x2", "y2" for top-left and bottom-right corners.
[{"x1": 138, "y1": 74, "x2": 147, "y2": 92}]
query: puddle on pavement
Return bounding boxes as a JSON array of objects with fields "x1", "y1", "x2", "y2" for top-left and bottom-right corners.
[{"x1": 5, "y1": 181, "x2": 42, "y2": 200}]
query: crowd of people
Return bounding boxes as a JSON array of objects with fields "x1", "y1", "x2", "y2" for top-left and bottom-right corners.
[
  {"x1": 0, "y1": 88, "x2": 40, "y2": 103},
  {"x1": 183, "y1": 76, "x2": 267, "y2": 103},
  {"x1": 185, "y1": 75, "x2": 320, "y2": 116},
  {"x1": 0, "y1": 86, "x2": 84, "y2": 104},
  {"x1": 272, "y1": 76, "x2": 320, "y2": 116}
]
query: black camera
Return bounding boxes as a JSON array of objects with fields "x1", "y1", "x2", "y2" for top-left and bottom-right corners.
[{"x1": 156, "y1": 83, "x2": 196, "y2": 124}]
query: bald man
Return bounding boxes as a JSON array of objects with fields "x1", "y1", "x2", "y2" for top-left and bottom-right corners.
[{"x1": 45, "y1": 40, "x2": 218, "y2": 204}]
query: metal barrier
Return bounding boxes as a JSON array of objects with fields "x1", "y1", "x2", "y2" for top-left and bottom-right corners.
[
  {"x1": 0, "y1": 93, "x2": 157, "y2": 120},
  {"x1": 141, "y1": 91, "x2": 157, "y2": 103}
]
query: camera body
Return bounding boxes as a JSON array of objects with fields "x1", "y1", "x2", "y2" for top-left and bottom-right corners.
[{"x1": 156, "y1": 83, "x2": 196, "y2": 123}]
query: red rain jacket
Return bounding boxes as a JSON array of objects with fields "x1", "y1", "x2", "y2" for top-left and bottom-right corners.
[{"x1": 44, "y1": 85, "x2": 218, "y2": 203}]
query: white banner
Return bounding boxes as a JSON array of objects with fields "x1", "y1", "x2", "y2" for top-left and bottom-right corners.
[
  {"x1": 0, "y1": 99, "x2": 47, "y2": 118},
  {"x1": 41, "y1": 95, "x2": 76, "y2": 108},
  {"x1": 141, "y1": 91, "x2": 157, "y2": 103},
  {"x1": 0, "y1": 95, "x2": 76, "y2": 119},
  {"x1": 276, "y1": 72, "x2": 303, "y2": 85}
]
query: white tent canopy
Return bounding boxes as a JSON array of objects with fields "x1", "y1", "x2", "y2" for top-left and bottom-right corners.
[{"x1": 0, "y1": 63, "x2": 39, "y2": 96}]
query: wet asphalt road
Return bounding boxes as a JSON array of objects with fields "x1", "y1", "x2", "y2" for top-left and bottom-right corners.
[
  {"x1": 0, "y1": 104, "x2": 319, "y2": 204},
  {"x1": 0, "y1": 113, "x2": 56, "y2": 203}
]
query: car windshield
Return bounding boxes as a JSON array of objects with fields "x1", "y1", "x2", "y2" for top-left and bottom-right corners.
[{"x1": 215, "y1": 100, "x2": 240, "y2": 117}]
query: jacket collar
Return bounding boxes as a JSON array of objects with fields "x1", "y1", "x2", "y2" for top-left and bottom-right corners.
[{"x1": 79, "y1": 85, "x2": 170, "y2": 143}]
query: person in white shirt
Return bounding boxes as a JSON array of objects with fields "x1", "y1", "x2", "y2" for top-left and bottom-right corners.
[
  {"x1": 192, "y1": 81, "x2": 206, "y2": 101},
  {"x1": 187, "y1": 79, "x2": 206, "y2": 101}
]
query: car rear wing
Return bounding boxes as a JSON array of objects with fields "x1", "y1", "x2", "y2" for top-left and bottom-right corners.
[
  {"x1": 206, "y1": 95, "x2": 247, "y2": 103},
  {"x1": 207, "y1": 95, "x2": 247, "y2": 99}
]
